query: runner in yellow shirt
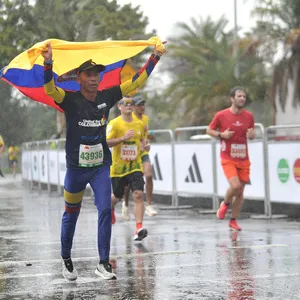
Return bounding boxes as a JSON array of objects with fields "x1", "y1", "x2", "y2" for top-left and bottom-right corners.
[
  {"x1": 106, "y1": 96, "x2": 150, "y2": 241},
  {"x1": 121, "y1": 95, "x2": 157, "y2": 220},
  {"x1": 8, "y1": 143, "x2": 20, "y2": 178},
  {"x1": 0, "y1": 135, "x2": 5, "y2": 177}
]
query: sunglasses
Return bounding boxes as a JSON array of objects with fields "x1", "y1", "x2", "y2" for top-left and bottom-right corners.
[{"x1": 120, "y1": 99, "x2": 133, "y2": 106}]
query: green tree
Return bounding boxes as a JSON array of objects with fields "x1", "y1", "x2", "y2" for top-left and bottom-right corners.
[
  {"x1": 252, "y1": 0, "x2": 300, "y2": 114},
  {"x1": 0, "y1": 0, "x2": 153, "y2": 143},
  {"x1": 156, "y1": 16, "x2": 269, "y2": 127}
]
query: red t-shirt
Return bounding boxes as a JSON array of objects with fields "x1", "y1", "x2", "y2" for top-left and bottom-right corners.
[{"x1": 209, "y1": 108, "x2": 254, "y2": 161}]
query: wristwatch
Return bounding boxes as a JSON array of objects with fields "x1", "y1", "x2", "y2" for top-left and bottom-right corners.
[
  {"x1": 151, "y1": 54, "x2": 160, "y2": 61},
  {"x1": 44, "y1": 60, "x2": 54, "y2": 65}
]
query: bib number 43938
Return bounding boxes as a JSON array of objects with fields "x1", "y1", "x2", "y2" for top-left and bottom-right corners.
[{"x1": 79, "y1": 143, "x2": 103, "y2": 167}]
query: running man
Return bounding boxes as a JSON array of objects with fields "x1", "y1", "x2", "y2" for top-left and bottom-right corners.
[
  {"x1": 41, "y1": 41, "x2": 166, "y2": 280},
  {"x1": 0, "y1": 135, "x2": 5, "y2": 177},
  {"x1": 206, "y1": 87, "x2": 255, "y2": 231},
  {"x1": 8, "y1": 143, "x2": 20, "y2": 178},
  {"x1": 106, "y1": 96, "x2": 150, "y2": 241},
  {"x1": 121, "y1": 94, "x2": 157, "y2": 220}
]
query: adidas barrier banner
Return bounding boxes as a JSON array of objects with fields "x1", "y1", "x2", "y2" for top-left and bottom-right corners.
[
  {"x1": 149, "y1": 144, "x2": 173, "y2": 193},
  {"x1": 175, "y1": 143, "x2": 214, "y2": 195},
  {"x1": 216, "y1": 141, "x2": 265, "y2": 199},
  {"x1": 268, "y1": 143, "x2": 300, "y2": 203}
]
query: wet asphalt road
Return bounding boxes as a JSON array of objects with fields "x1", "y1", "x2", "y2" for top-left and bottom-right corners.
[{"x1": 1, "y1": 175, "x2": 300, "y2": 299}]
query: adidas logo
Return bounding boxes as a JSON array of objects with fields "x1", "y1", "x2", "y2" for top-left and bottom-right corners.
[
  {"x1": 185, "y1": 153, "x2": 202, "y2": 183},
  {"x1": 151, "y1": 153, "x2": 162, "y2": 181}
]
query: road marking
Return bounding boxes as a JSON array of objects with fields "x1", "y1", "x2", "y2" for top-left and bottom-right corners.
[
  {"x1": 0, "y1": 243, "x2": 290, "y2": 268},
  {"x1": 229, "y1": 244, "x2": 289, "y2": 249}
]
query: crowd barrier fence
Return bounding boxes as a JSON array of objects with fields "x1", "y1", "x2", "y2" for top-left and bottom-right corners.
[{"x1": 21, "y1": 124, "x2": 300, "y2": 217}]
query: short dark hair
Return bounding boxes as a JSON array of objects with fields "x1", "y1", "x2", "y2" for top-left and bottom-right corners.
[{"x1": 230, "y1": 86, "x2": 246, "y2": 98}]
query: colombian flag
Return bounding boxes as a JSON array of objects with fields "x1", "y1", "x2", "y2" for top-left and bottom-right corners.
[{"x1": 0, "y1": 37, "x2": 164, "y2": 112}]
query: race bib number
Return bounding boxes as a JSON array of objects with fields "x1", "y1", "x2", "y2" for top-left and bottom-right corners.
[
  {"x1": 121, "y1": 144, "x2": 138, "y2": 161},
  {"x1": 79, "y1": 143, "x2": 103, "y2": 167},
  {"x1": 230, "y1": 144, "x2": 246, "y2": 158}
]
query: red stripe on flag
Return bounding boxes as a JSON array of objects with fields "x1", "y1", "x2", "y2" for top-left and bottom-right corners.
[
  {"x1": 1, "y1": 78, "x2": 64, "y2": 112},
  {"x1": 99, "y1": 67, "x2": 122, "y2": 90}
]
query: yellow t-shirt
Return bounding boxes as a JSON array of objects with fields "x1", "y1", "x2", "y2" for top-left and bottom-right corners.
[
  {"x1": 132, "y1": 113, "x2": 149, "y2": 157},
  {"x1": 0, "y1": 135, "x2": 4, "y2": 147},
  {"x1": 8, "y1": 146, "x2": 20, "y2": 161},
  {"x1": 107, "y1": 116, "x2": 145, "y2": 177}
]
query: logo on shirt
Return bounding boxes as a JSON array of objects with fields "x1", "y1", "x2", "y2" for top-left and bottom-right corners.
[
  {"x1": 78, "y1": 119, "x2": 101, "y2": 127},
  {"x1": 100, "y1": 115, "x2": 108, "y2": 126},
  {"x1": 97, "y1": 103, "x2": 107, "y2": 110},
  {"x1": 232, "y1": 121, "x2": 243, "y2": 126}
]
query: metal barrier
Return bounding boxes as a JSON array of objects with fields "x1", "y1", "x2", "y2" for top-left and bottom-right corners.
[
  {"x1": 21, "y1": 123, "x2": 300, "y2": 217},
  {"x1": 174, "y1": 126, "x2": 218, "y2": 211},
  {"x1": 22, "y1": 138, "x2": 66, "y2": 195},
  {"x1": 150, "y1": 129, "x2": 180, "y2": 208},
  {"x1": 264, "y1": 124, "x2": 300, "y2": 218}
]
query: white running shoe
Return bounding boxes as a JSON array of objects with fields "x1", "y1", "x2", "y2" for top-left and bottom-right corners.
[
  {"x1": 62, "y1": 258, "x2": 78, "y2": 281},
  {"x1": 121, "y1": 201, "x2": 130, "y2": 221},
  {"x1": 145, "y1": 205, "x2": 157, "y2": 216},
  {"x1": 95, "y1": 262, "x2": 117, "y2": 280},
  {"x1": 133, "y1": 227, "x2": 148, "y2": 242}
]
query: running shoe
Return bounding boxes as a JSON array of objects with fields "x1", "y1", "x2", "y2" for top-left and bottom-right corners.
[
  {"x1": 121, "y1": 201, "x2": 130, "y2": 221},
  {"x1": 95, "y1": 262, "x2": 117, "y2": 280},
  {"x1": 145, "y1": 205, "x2": 157, "y2": 216},
  {"x1": 133, "y1": 227, "x2": 148, "y2": 242},
  {"x1": 112, "y1": 208, "x2": 116, "y2": 224},
  {"x1": 216, "y1": 201, "x2": 229, "y2": 219},
  {"x1": 62, "y1": 257, "x2": 78, "y2": 281},
  {"x1": 229, "y1": 219, "x2": 242, "y2": 231}
]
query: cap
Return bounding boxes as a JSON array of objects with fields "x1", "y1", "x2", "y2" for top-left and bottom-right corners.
[
  {"x1": 132, "y1": 94, "x2": 146, "y2": 105},
  {"x1": 77, "y1": 59, "x2": 106, "y2": 73},
  {"x1": 57, "y1": 59, "x2": 106, "y2": 82}
]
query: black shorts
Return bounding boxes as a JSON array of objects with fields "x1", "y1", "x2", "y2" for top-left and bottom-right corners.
[
  {"x1": 111, "y1": 171, "x2": 144, "y2": 199},
  {"x1": 9, "y1": 159, "x2": 17, "y2": 166}
]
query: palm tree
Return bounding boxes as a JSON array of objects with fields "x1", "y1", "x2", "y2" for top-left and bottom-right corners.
[
  {"x1": 159, "y1": 16, "x2": 269, "y2": 127},
  {"x1": 253, "y1": 0, "x2": 300, "y2": 123}
]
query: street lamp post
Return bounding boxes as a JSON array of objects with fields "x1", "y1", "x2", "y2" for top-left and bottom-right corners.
[{"x1": 233, "y1": 0, "x2": 240, "y2": 78}]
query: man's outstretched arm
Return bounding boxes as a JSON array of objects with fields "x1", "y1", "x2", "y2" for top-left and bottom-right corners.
[
  {"x1": 42, "y1": 42, "x2": 65, "y2": 103},
  {"x1": 120, "y1": 42, "x2": 166, "y2": 96}
]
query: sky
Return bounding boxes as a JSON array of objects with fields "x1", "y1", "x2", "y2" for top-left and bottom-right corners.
[{"x1": 116, "y1": 0, "x2": 257, "y2": 40}]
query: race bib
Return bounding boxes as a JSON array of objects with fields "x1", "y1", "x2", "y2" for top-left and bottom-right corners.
[
  {"x1": 121, "y1": 144, "x2": 138, "y2": 161},
  {"x1": 79, "y1": 143, "x2": 103, "y2": 167},
  {"x1": 230, "y1": 144, "x2": 246, "y2": 158}
]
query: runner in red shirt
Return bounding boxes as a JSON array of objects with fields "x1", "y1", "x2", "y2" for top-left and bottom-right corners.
[{"x1": 207, "y1": 87, "x2": 255, "y2": 231}]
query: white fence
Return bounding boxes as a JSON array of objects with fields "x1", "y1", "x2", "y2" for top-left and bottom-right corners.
[{"x1": 22, "y1": 124, "x2": 300, "y2": 217}]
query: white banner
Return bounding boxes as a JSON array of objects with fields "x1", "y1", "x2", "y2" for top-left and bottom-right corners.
[
  {"x1": 22, "y1": 151, "x2": 30, "y2": 180},
  {"x1": 48, "y1": 151, "x2": 59, "y2": 185},
  {"x1": 175, "y1": 143, "x2": 214, "y2": 195},
  {"x1": 268, "y1": 143, "x2": 300, "y2": 203},
  {"x1": 216, "y1": 141, "x2": 265, "y2": 199},
  {"x1": 31, "y1": 151, "x2": 39, "y2": 181},
  {"x1": 59, "y1": 151, "x2": 66, "y2": 186},
  {"x1": 149, "y1": 144, "x2": 173, "y2": 193},
  {"x1": 38, "y1": 151, "x2": 48, "y2": 184}
]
